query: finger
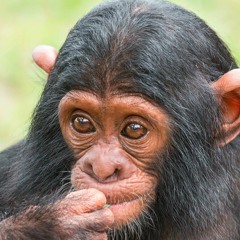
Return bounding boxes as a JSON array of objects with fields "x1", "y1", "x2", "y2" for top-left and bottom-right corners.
[
  {"x1": 80, "y1": 231, "x2": 108, "y2": 240},
  {"x1": 87, "y1": 231, "x2": 108, "y2": 240},
  {"x1": 63, "y1": 188, "x2": 107, "y2": 213},
  {"x1": 32, "y1": 45, "x2": 58, "y2": 74},
  {"x1": 70, "y1": 230, "x2": 107, "y2": 240},
  {"x1": 83, "y1": 208, "x2": 114, "y2": 232},
  {"x1": 61, "y1": 208, "x2": 114, "y2": 232}
]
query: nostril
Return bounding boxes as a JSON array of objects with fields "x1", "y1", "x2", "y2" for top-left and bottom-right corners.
[
  {"x1": 113, "y1": 168, "x2": 119, "y2": 177},
  {"x1": 81, "y1": 161, "x2": 94, "y2": 176},
  {"x1": 86, "y1": 163, "x2": 93, "y2": 172},
  {"x1": 80, "y1": 157, "x2": 119, "y2": 182}
]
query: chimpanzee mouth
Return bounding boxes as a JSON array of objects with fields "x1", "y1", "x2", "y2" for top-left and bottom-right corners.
[{"x1": 105, "y1": 196, "x2": 147, "y2": 227}]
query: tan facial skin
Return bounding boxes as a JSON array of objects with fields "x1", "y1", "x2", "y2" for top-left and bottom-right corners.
[{"x1": 58, "y1": 90, "x2": 170, "y2": 227}]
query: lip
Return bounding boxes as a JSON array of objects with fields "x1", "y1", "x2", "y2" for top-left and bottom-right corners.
[
  {"x1": 107, "y1": 196, "x2": 139, "y2": 205},
  {"x1": 107, "y1": 197, "x2": 144, "y2": 227},
  {"x1": 108, "y1": 197, "x2": 139, "y2": 207}
]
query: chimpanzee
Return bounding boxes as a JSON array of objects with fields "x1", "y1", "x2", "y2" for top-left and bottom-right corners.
[{"x1": 0, "y1": 0, "x2": 240, "y2": 239}]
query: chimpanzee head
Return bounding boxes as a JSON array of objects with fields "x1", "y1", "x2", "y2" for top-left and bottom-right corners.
[{"x1": 21, "y1": 0, "x2": 240, "y2": 238}]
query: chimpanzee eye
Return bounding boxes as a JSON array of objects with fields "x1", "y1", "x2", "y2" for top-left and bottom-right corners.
[
  {"x1": 121, "y1": 123, "x2": 148, "y2": 140},
  {"x1": 71, "y1": 115, "x2": 96, "y2": 134}
]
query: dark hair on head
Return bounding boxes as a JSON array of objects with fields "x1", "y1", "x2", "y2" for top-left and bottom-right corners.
[{"x1": 51, "y1": 0, "x2": 236, "y2": 94}]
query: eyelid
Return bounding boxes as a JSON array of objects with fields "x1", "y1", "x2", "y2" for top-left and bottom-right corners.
[
  {"x1": 122, "y1": 116, "x2": 150, "y2": 130},
  {"x1": 70, "y1": 110, "x2": 95, "y2": 124},
  {"x1": 71, "y1": 109, "x2": 103, "y2": 129}
]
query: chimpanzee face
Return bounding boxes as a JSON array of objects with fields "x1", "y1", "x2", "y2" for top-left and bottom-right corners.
[{"x1": 58, "y1": 90, "x2": 170, "y2": 226}]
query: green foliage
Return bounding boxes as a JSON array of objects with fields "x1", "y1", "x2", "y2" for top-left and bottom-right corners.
[{"x1": 0, "y1": 0, "x2": 239, "y2": 150}]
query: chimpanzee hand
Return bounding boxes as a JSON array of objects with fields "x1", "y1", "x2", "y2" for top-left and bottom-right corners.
[
  {"x1": 0, "y1": 189, "x2": 114, "y2": 240},
  {"x1": 54, "y1": 188, "x2": 114, "y2": 240}
]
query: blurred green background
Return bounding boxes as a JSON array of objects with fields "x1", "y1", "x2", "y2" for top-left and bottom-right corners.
[{"x1": 0, "y1": 0, "x2": 239, "y2": 151}]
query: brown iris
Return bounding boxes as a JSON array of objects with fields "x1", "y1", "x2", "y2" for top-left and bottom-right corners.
[
  {"x1": 121, "y1": 123, "x2": 148, "y2": 140},
  {"x1": 71, "y1": 116, "x2": 96, "y2": 134}
]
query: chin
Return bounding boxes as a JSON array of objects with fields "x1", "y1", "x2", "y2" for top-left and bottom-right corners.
[{"x1": 106, "y1": 196, "x2": 158, "y2": 240}]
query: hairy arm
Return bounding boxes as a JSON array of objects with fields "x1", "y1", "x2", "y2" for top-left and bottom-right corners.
[{"x1": 0, "y1": 189, "x2": 114, "y2": 240}]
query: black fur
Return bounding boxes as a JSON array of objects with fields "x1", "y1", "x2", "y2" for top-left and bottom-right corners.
[{"x1": 0, "y1": 0, "x2": 239, "y2": 239}]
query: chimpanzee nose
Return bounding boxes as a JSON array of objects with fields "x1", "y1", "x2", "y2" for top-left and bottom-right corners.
[{"x1": 79, "y1": 144, "x2": 136, "y2": 183}]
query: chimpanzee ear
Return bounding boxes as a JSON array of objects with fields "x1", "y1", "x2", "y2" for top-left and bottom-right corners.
[
  {"x1": 211, "y1": 69, "x2": 240, "y2": 145},
  {"x1": 32, "y1": 45, "x2": 58, "y2": 74}
]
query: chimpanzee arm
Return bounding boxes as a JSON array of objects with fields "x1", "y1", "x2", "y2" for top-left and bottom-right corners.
[{"x1": 0, "y1": 190, "x2": 114, "y2": 240}]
